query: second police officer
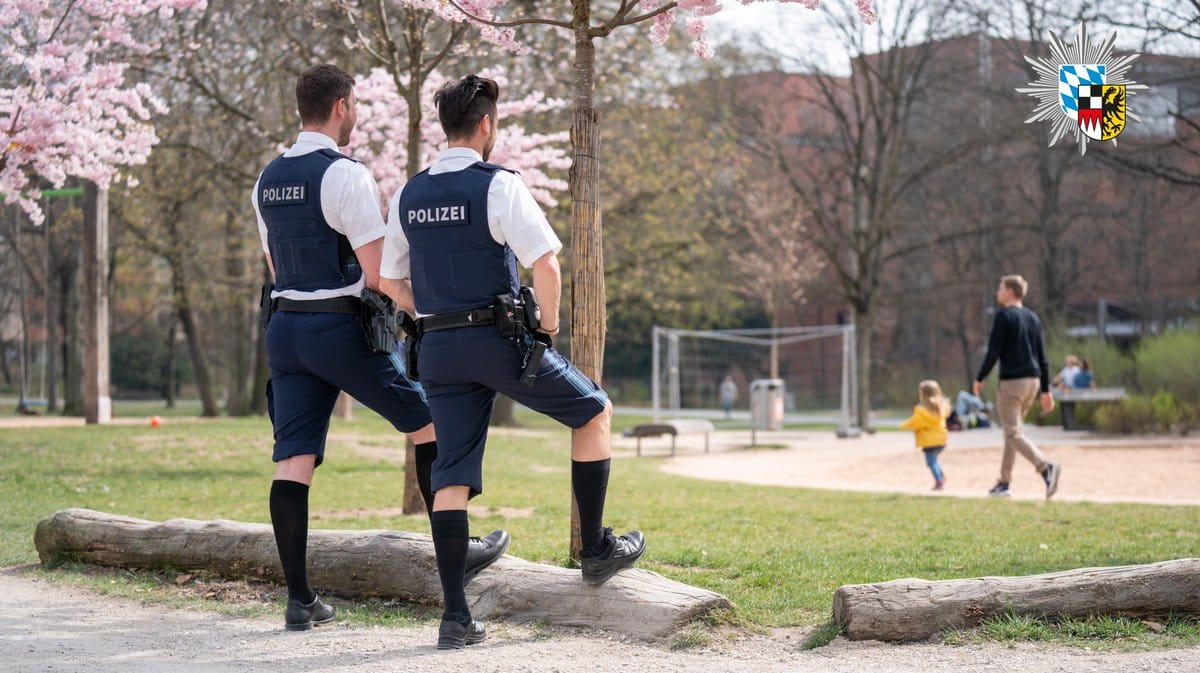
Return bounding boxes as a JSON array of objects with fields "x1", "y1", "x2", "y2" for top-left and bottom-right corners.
[
  {"x1": 252, "y1": 64, "x2": 509, "y2": 632},
  {"x1": 379, "y1": 74, "x2": 647, "y2": 650}
]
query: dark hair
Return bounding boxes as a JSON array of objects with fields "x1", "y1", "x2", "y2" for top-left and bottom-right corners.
[
  {"x1": 434, "y1": 75, "x2": 499, "y2": 140},
  {"x1": 296, "y1": 64, "x2": 355, "y2": 126}
]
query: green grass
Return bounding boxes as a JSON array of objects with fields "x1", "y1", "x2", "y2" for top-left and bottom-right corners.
[
  {"x1": 2, "y1": 408, "x2": 1199, "y2": 633},
  {"x1": 946, "y1": 611, "x2": 1200, "y2": 651}
]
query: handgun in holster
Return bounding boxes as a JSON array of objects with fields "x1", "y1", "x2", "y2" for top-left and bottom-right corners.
[
  {"x1": 396, "y1": 309, "x2": 421, "y2": 380},
  {"x1": 359, "y1": 288, "x2": 397, "y2": 354},
  {"x1": 516, "y1": 286, "x2": 550, "y2": 387},
  {"x1": 259, "y1": 283, "x2": 275, "y2": 329}
]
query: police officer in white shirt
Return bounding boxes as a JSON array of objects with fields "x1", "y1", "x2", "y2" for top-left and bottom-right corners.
[
  {"x1": 252, "y1": 64, "x2": 507, "y2": 633},
  {"x1": 379, "y1": 74, "x2": 646, "y2": 650}
]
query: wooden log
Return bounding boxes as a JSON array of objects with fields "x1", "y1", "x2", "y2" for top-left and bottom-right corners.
[
  {"x1": 833, "y1": 558, "x2": 1200, "y2": 642},
  {"x1": 34, "y1": 508, "x2": 730, "y2": 639}
]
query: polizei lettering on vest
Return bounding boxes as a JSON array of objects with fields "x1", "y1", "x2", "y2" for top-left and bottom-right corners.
[
  {"x1": 260, "y1": 182, "x2": 308, "y2": 206},
  {"x1": 406, "y1": 202, "x2": 469, "y2": 227}
]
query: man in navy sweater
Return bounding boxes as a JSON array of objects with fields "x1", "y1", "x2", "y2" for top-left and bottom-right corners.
[{"x1": 974, "y1": 275, "x2": 1062, "y2": 499}]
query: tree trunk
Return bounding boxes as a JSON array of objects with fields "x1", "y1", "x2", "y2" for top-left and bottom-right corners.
[
  {"x1": 833, "y1": 558, "x2": 1200, "y2": 642},
  {"x1": 164, "y1": 318, "x2": 177, "y2": 408},
  {"x1": 334, "y1": 392, "x2": 354, "y2": 420},
  {"x1": 490, "y1": 395, "x2": 518, "y2": 427},
  {"x1": 223, "y1": 211, "x2": 252, "y2": 416},
  {"x1": 854, "y1": 305, "x2": 872, "y2": 430},
  {"x1": 173, "y1": 269, "x2": 218, "y2": 417},
  {"x1": 567, "y1": 1, "x2": 604, "y2": 564},
  {"x1": 60, "y1": 245, "x2": 84, "y2": 416},
  {"x1": 35, "y1": 508, "x2": 731, "y2": 640},
  {"x1": 401, "y1": 436, "x2": 425, "y2": 516}
]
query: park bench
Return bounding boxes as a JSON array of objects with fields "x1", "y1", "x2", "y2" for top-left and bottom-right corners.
[
  {"x1": 624, "y1": 419, "x2": 715, "y2": 456},
  {"x1": 1052, "y1": 387, "x2": 1128, "y2": 430}
]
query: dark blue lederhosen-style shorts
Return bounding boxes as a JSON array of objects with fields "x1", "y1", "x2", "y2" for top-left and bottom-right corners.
[
  {"x1": 418, "y1": 327, "x2": 609, "y2": 497},
  {"x1": 265, "y1": 311, "x2": 432, "y2": 466}
]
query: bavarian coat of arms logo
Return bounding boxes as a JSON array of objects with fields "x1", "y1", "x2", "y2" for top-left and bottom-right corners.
[{"x1": 1017, "y1": 24, "x2": 1147, "y2": 155}]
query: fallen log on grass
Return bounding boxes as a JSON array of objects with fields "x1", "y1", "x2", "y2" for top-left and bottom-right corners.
[
  {"x1": 833, "y1": 558, "x2": 1200, "y2": 642},
  {"x1": 34, "y1": 508, "x2": 730, "y2": 639}
]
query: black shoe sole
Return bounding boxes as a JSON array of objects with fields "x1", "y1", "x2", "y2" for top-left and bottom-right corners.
[
  {"x1": 285, "y1": 622, "x2": 313, "y2": 632},
  {"x1": 436, "y1": 634, "x2": 486, "y2": 650}
]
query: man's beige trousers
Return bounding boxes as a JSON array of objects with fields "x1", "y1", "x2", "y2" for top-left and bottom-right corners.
[{"x1": 997, "y1": 377, "x2": 1048, "y2": 483}]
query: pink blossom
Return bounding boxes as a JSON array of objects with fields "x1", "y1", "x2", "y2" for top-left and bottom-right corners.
[
  {"x1": 345, "y1": 68, "x2": 569, "y2": 209},
  {"x1": 0, "y1": 0, "x2": 206, "y2": 224}
]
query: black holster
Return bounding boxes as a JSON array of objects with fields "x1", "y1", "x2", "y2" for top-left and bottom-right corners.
[
  {"x1": 360, "y1": 288, "x2": 397, "y2": 354},
  {"x1": 397, "y1": 310, "x2": 421, "y2": 380},
  {"x1": 259, "y1": 283, "x2": 275, "y2": 329}
]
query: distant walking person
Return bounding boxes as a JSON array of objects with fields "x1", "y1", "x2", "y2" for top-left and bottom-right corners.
[
  {"x1": 900, "y1": 380, "x2": 950, "y2": 490},
  {"x1": 719, "y1": 375, "x2": 738, "y2": 419},
  {"x1": 973, "y1": 275, "x2": 1062, "y2": 499}
]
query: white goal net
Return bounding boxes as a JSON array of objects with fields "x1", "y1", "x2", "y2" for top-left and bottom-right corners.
[{"x1": 651, "y1": 325, "x2": 857, "y2": 433}]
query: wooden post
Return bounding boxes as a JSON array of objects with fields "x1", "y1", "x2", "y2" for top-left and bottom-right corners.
[
  {"x1": 334, "y1": 391, "x2": 354, "y2": 420},
  {"x1": 83, "y1": 182, "x2": 111, "y2": 424}
]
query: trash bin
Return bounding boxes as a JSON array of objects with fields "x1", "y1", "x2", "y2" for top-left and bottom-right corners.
[{"x1": 750, "y1": 378, "x2": 785, "y2": 431}]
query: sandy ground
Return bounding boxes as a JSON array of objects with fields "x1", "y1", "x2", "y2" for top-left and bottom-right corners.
[
  {"x1": 628, "y1": 425, "x2": 1200, "y2": 505},
  {"x1": 5, "y1": 416, "x2": 1200, "y2": 671}
]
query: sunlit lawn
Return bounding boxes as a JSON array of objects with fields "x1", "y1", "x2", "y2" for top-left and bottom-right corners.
[{"x1": 2, "y1": 406, "x2": 1198, "y2": 629}]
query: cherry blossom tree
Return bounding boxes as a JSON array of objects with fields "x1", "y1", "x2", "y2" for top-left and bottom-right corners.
[
  {"x1": 0, "y1": 0, "x2": 205, "y2": 224},
  {"x1": 347, "y1": 67, "x2": 569, "y2": 208}
]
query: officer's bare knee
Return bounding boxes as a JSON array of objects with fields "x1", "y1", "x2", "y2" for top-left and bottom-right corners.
[{"x1": 583, "y1": 400, "x2": 612, "y2": 432}]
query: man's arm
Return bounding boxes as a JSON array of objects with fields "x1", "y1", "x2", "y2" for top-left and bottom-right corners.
[
  {"x1": 1035, "y1": 325, "x2": 1051, "y2": 393},
  {"x1": 354, "y1": 237, "x2": 384, "y2": 291},
  {"x1": 974, "y1": 312, "x2": 1005, "y2": 385},
  {"x1": 1036, "y1": 322, "x2": 1055, "y2": 413},
  {"x1": 264, "y1": 253, "x2": 276, "y2": 281},
  {"x1": 379, "y1": 277, "x2": 416, "y2": 315},
  {"x1": 531, "y1": 250, "x2": 560, "y2": 335},
  {"x1": 973, "y1": 313, "x2": 1006, "y2": 396}
]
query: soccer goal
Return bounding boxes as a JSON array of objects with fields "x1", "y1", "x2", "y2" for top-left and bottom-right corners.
[{"x1": 651, "y1": 325, "x2": 858, "y2": 434}]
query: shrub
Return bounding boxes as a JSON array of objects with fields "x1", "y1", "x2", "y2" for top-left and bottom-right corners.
[
  {"x1": 1135, "y1": 328, "x2": 1200, "y2": 406},
  {"x1": 1094, "y1": 396, "x2": 1155, "y2": 434},
  {"x1": 1150, "y1": 392, "x2": 1181, "y2": 433}
]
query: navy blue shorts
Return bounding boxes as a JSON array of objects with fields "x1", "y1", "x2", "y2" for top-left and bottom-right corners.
[
  {"x1": 418, "y1": 327, "x2": 609, "y2": 496},
  {"x1": 265, "y1": 311, "x2": 431, "y2": 466}
]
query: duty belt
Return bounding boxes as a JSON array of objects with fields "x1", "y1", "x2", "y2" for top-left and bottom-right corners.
[
  {"x1": 417, "y1": 307, "x2": 497, "y2": 333},
  {"x1": 273, "y1": 296, "x2": 361, "y2": 314}
]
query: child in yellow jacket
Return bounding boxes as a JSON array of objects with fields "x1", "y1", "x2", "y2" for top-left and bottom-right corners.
[{"x1": 899, "y1": 380, "x2": 950, "y2": 490}]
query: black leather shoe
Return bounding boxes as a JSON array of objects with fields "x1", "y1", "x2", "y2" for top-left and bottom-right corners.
[
  {"x1": 464, "y1": 529, "x2": 510, "y2": 585},
  {"x1": 580, "y1": 528, "x2": 646, "y2": 585},
  {"x1": 284, "y1": 594, "x2": 336, "y2": 631},
  {"x1": 437, "y1": 617, "x2": 487, "y2": 649}
]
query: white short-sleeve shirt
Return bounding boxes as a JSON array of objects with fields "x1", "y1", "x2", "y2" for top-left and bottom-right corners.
[
  {"x1": 251, "y1": 131, "x2": 386, "y2": 300},
  {"x1": 380, "y1": 148, "x2": 562, "y2": 307}
]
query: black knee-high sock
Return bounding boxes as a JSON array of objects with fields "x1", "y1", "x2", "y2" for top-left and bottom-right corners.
[
  {"x1": 415, "y1": 441, "x2": 437, "y2": 517},
  {"x1": 571, "y1": 458, "x2": 611, "y2": 554},
  {"x1": 430, "y1": 509, "x2": 470, "y2": 620},
  {"x1": 270, "y1": 479, "x2": 315, "y2": 604}
]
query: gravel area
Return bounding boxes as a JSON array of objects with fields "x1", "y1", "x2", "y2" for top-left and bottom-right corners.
[{"x1": 5, "y1": 570, "x2": 1198, "y2": 673}]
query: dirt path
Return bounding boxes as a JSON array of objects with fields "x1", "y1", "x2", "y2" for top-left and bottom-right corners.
[
  {"x1": 4, "y1": 569, "x2": 1198, "y2": 673},
  {"x1": 627, "y1": 425, "x2": 1200, "y2": 505}
]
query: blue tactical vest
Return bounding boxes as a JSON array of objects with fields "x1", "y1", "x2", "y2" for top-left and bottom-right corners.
[
  {"x1": 398, "y1": 162, "x2": 519, "y2": 315},
  {"x1": 258, "y1": 148, "x2": 362, "y2": 292}
]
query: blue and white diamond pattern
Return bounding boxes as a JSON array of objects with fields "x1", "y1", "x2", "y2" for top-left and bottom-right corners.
[{"x1": 1058, "y1": 64, "x2": 1105, "y2": 120}]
